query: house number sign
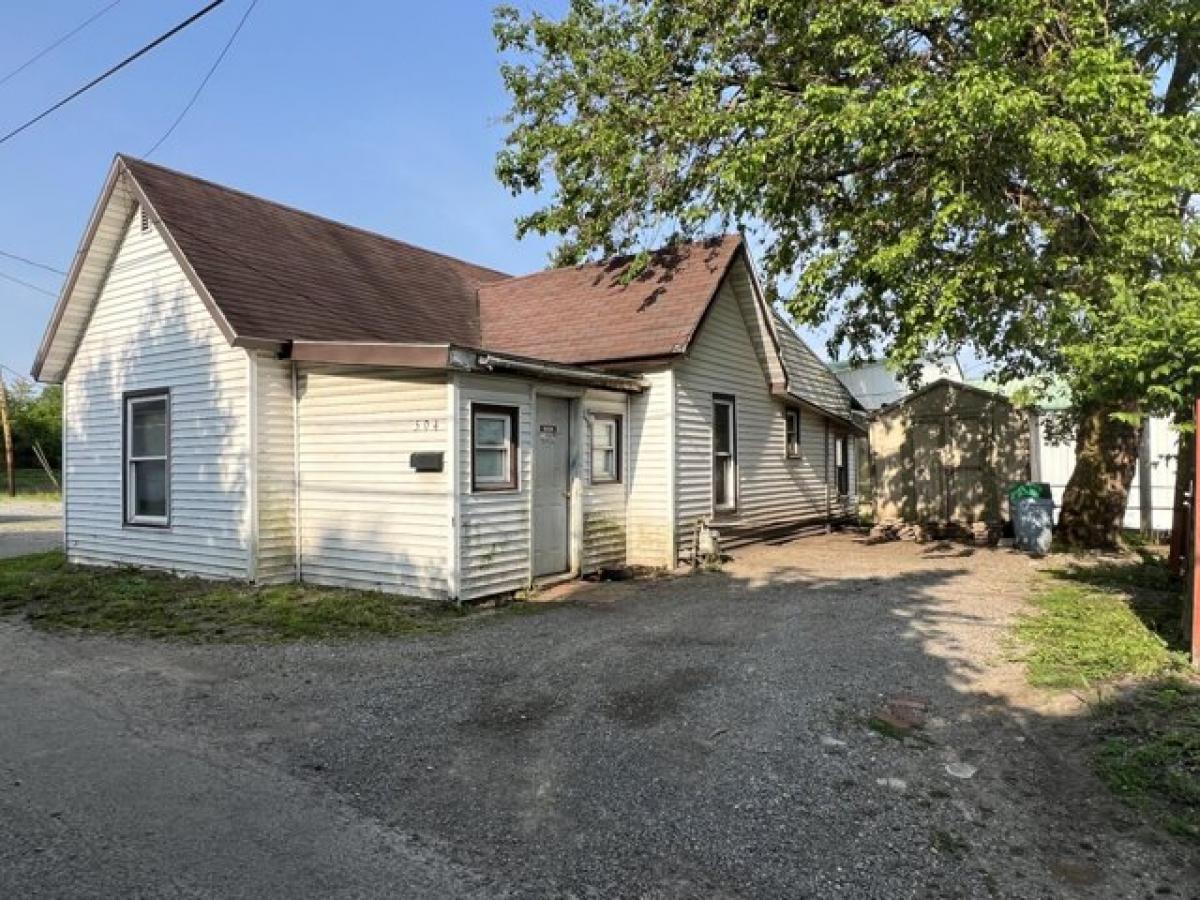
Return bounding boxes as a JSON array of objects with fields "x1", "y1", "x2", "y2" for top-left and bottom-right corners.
[{"x1": 408, "y1": 418, "x2": 442, "y2": 432}]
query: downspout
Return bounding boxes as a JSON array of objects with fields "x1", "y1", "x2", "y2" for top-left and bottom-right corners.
[
  {"x1": 446, "y1": 373, "x2": 461, "y2": 601},
  {"x1": 824, "y1": 418, "x2": 831, "y2": 532},
  {"x1": 291, "y1": 361, "x2": 302, "y2": 583}
]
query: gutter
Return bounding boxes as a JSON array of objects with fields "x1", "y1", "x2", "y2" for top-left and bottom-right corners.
[
  {"x1": 773, "y1": 386, "x2": 867, "y2": 435},
  {"x1": 475, "y1": 353, "x2": 645, "y2": 392}
]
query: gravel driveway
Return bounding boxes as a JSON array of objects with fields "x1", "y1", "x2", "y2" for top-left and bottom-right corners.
[
  {"x1": 0, "y1": 499, "x2": 61, "y2": 558},
  {"x1": 1, "y1": 533, "x2": 1195, "y2": 898}
]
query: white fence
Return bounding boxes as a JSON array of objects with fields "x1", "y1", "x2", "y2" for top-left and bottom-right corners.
[{"x1": 1030, "y1": 414, "x2": 1178, "y2": 532}]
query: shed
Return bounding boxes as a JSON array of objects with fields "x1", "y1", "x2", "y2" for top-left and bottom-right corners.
[{"x1": 868, "y1": 380, "x2": 1030, "y2": 525}]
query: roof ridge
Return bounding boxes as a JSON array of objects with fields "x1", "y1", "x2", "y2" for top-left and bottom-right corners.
[
  {"x1": 116, "y1": 153, "x2": 511, "y2": 282},
  {"x1": 481, "y1": 233, "x2": 742, "y2": 289}
]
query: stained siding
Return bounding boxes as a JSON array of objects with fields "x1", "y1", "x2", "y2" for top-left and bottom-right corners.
[
  {"x1": 62, "y1": 207, "x2": 250, "y2": 578},
  {"x1": 255, "y1": 354, "x2": 296, "y2": 583},
  {"x1": 674, "y1": 280, "x2": 852, "y2": 557},
  {"x1": 296, "y1": 366, "x2": 451, "y2": 598},
  {"x1": 626, "y1": 370, "x2": 674, "y2": 566},
  {"x1": 457, "y1": 374, "x2": 533, "y2": 600},
  {"x1": 582, "y1": 391, "x2": 629, "y2": 571}
]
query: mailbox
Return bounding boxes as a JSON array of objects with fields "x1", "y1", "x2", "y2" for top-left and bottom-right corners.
[{"x1": 410, "y1": 451, "x2": 444, "y2": 473}]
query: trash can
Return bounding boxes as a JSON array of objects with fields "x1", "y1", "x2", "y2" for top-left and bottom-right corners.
[{"x1": 1008, "y1": 482, "x2": 1054, "y2": 554}]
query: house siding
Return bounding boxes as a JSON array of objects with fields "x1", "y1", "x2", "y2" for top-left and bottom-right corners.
[
  {"x1": 626, "y1": 369, "x2": 674, "y2": 567},
  {"x1": 673, "y1": 280, "x2": 852, "y2": 558},
  {"x1": 295, "y1": 366, "x2": 451, "y2": 598},
  {"x1": 254, "y1": 354, "x2": 296, "y2": 583},
  {"x1": 581, "y1": 391, "x2": 629, "y2": 572},
  {"x1": 62, "y1": 206, "x2": 250, "y2": 578},
  {"x1": 456, "y1": 374, "x2": 533, "y2": 601}
]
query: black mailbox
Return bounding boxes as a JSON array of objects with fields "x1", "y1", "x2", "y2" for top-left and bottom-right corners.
[{"x1": 410, "y1": 451, "x2": 444, "y2": 473}]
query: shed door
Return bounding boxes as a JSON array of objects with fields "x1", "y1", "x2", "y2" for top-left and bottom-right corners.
[
  {"x1": 533, "y1": 396, "x2": 571, "y2": 577},
  {"x1": 912, "y1": 418, "x2": 946, "y2": 521}
]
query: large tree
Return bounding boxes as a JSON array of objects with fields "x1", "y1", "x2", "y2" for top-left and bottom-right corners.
[{"x1": 494, "y1": 0, "x2": 1199, "y2": 547}]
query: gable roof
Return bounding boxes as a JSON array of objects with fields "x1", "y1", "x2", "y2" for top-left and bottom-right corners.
[
  {"x1": 876, "y1": 377, "x2": 1018, "y2": 414},
  {"x1": 770, "y1": 309, "x2": 856, "y2": 421},
  {"x1": 33, "y1": 155, "x2": 853, "y2": 427},
  {"x1": 478, "y1": 236, "x2": 742, "y2": 365},
  {"x1": 121, "y1": 157, "x2": 509, "y2": 346}
]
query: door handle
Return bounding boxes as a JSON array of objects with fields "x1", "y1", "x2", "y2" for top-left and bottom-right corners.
[{"x1": 562, "y1": 490, "x2": 572, "y2": 500}]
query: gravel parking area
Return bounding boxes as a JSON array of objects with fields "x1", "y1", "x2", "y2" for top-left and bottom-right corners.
[
  {"x1": 0, "y1": 500, "x2": 61, "y2": 558},
  {"x1": 2, "y1": 533, "x2": 1196, "y2": 897}
]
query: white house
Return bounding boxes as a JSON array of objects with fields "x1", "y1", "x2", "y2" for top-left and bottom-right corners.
[{"x1": 33, "y1": 156, "x2": 862, "y2": 601}]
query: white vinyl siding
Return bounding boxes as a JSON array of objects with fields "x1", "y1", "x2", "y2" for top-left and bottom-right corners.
[
  {"x1": 63, "y1": 209, "x2": 250, "y2": 578},
  {"x1": 296, "y1": 366, "x2": 451, "y2": 598},
  {"x1": 456, "y1": 374, "x2": 532, "y2": 601},
  {"x1": 626, "y1": 369, "x2": 674, "y2": 567},
  {"x1": 254, "y1": 354, "x2": 297, "y2": 583},
  {"x1": 582, "y1": 392, "x2": 628, "y2": 571},
  {"x1": 674, "y1": 279, "x2": 851, "y2": 556}
]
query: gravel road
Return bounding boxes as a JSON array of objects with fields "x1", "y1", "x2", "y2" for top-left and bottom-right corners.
[{"x1": 1, "y1": 533, "x2": 1195, "y2": 898}]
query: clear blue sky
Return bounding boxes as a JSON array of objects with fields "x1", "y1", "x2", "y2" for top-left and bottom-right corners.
[{"x1": 0, "y1": 0, "x2": 837, "y2": 380}]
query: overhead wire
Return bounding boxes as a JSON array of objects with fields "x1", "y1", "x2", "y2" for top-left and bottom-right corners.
[
  {"x1": 144, "y1": 0, "x2": 260, "y2": 157},
  {"x1": 0, "y1": 0, "x2": 229, "y2": 148},
  {"x1": 0, "y1": 248, "x2": 66, "y2": 276},
  {"x1": 0, "y1": 0, "x2": 125, "y2": 88}
]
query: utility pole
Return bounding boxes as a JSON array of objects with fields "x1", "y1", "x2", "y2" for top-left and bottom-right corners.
[{"x1": 0, "y1": 373, "x2": 12, "y2": 497}]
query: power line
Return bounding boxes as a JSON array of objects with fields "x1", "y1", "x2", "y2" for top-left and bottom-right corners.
[
  {"x1": 145, "y1": 0, "x2": 260, "y2": 157},
  {"x1": 0, "y1": 248, "x2": 65, "y2": 276},
  {"x1": 0, "y1": 0, "x2": 229, "y2": 148},
  {"x1": 0, "y1": 269, "x2": 56, "y2": 297},
  {"x1": 0, "y1": 0, "x2": 125, "y2": 88}
]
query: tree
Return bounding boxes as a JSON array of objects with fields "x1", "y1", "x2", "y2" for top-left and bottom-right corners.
[
  {"x1": 494, "y1": 0, "x2": 1199, "y2": 546},
  {"x1": 6, "y1": 378, "x2": 62, "y2": 471}
]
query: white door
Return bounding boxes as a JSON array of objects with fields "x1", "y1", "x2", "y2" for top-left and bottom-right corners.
[{"x1": 533, "y1": 396, "x2": 571, "y2": 576}]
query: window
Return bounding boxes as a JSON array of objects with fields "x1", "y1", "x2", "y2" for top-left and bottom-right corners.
[
  {"x1": 472, "y1": 404, "x2": 518, "y2": 491},
  {"x1": 590, "y1": 414, "x2": 622, "y2": 483},
  {"x1": 834, "y1": 433, "x2": 850, "y2": 496},
  {"x1": 124, "y1": 391, "x2": 170, "y2": 526},
  {"x1": 713, "y1": 395, "x2": 737, "y2": 512},
  {"x1": 785, "y1": 408, "x2": 801, "y2": 458}
]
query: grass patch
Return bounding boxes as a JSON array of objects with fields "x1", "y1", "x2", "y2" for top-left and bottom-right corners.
[
  {"x1": 0, "y1": 551, "x2": 480, "y2": 642},
  {"x1": 1093, "y1": 680, "x2": 1200, "y2": 842},
  {"x1": 0, "y1": 468, "x2": 61, "y2": 501},
  {"x1": 1014, "y1": 557, "x2": 1188, "y2": 689}
]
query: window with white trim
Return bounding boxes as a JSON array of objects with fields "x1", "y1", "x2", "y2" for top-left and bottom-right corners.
[
  {"x1": 472, "y1": 404, "x2": 518, "y2": 491},
  {"x1": 713, "y1": 395, "x2": 737, "y2": 512},
  {"x1": 785, "y1": 408, "x2": 801, "y2": 458},
  {"x1": 590, "y1": 414, "x2": 621, "y2": 483},
  {"x1": 125, "y1": 392, "x2": 170, "y2": 525}
]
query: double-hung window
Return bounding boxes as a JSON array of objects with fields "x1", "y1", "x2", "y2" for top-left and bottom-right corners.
[
  {"x1": 590, "y1": 414, "x2": 621, "y2": 483},
  {"x1": 785, "y1": 408, "x2": 801, "y2": 458},
  {"x1": 124, "y1": 391, "x2": 170, "y2": 526},
  {"x1": 472, "y1": 404, "x2": 518, "y2": 491},
  {"x1": 712, "y1": 395, "x2": 737, "y2": 512},
  {"x1": 834, "y1": 434, "x2": 850, "y2": 496}
]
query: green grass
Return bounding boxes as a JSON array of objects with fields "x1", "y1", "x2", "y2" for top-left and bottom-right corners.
[
  {"x1": 0, "y1": 551, "x2": 480, "y2": 642},
  {"x1": 1094, "y1": 680, "x2": 1200, "y2": 842},
  {"x1": 1013, "y1": 555, "x2": 1199, "y2": 843},
  {"x1": 1015, "y1": 557, "x2": 1188, "y2": 689},
  {"x1": 0, "y1": 468, "x2": 61, "y2": 501}
]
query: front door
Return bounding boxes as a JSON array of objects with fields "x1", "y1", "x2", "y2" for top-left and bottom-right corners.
[{"x1": 533, "y1": 396, "x2": 571, "y2": 577}]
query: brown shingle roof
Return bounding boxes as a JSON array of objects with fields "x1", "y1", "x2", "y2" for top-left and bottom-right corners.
[
  {"x1": 478, "y1": 235, "x2": 743, "y2": 365},
  {"x1": 119, "y1": 157, "x2": 741, "y2": 364},
  {"x1": 122, "y1": 156, "x2": 509, "y2": 346}
]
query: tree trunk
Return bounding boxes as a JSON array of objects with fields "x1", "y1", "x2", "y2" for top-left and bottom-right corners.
[
  {"x1": 1168, "y1": 422, "x2": 1193, "y2": 576},
  {"x1": 1056, "y1": 402, "x2": 1142, "y2": 549}
]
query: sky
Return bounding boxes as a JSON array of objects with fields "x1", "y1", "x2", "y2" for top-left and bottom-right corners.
[{"x1": 0, "y1": 0, "x2": 851, "y2": 382}]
